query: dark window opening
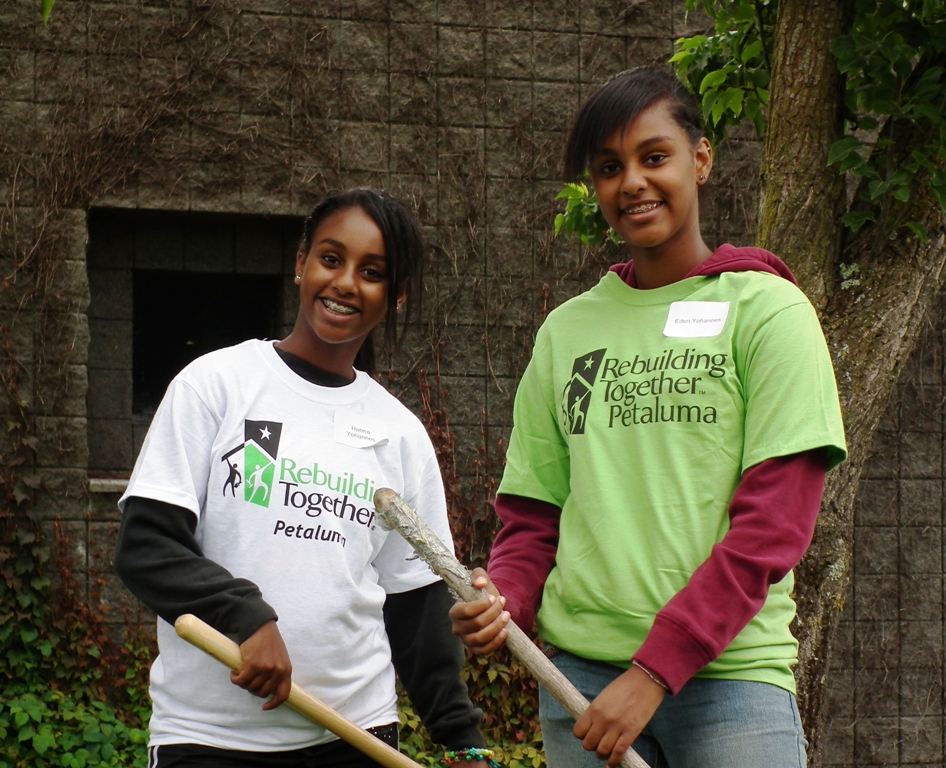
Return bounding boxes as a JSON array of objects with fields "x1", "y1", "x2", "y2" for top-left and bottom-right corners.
[
  {"x1": 86, "y1": 208, "x2": 303, "y2": 474},
  {"x1": 133, "y1": 271, "x2": 283, "y2": 415}
]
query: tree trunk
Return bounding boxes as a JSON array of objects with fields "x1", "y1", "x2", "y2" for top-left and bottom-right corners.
[
  {"x1": 758, "y1": 0, "x2": 850, "y2": 314},
  {"x1": 794, "y1": 218, "x2": 946, "y2": 764},
  {"x1": 758, "y1": 0, "x2": 946, "y2": 763}
]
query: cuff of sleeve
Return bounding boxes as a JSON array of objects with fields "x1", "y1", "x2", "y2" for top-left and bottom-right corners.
[
  {"x1": 633, "y1": 614, "x2": 716, "y2": 695},
  {"x1": 444, "y1": 722, "x2": 487, "y2": 751},
  {"x1": 222, "y1": 597, "x2": 279, "y2": 644}
]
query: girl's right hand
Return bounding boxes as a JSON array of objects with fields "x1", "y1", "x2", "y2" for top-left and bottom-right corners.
[
  {"x1": 448, "y1": 568, "x2": 511, "y2": 655},
  {"x1": 231, "y1": 620, "x2": 293, "y2": 710}
]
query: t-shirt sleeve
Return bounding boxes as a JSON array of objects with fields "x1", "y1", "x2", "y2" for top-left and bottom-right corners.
[
  {"x1": 739, "y1": 299, "x2": 846, "y2": 472},
  {"x1": 373, "y1": 449, "x2": 451, "y2": 593},
  {"x1": 119, "y1": 376, "x2": 220, "y2": 519},
  {"x1": 498, "y1": 330, "x2": 571, "y2": 506}
]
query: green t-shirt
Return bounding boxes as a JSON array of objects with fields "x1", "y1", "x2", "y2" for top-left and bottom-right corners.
[{"x1": 499, "y1": 271, "x2": 847, "y2": 692}]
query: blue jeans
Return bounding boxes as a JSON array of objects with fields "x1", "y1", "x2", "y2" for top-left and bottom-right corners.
[{"x1": 539, "y1": 650, "x2": 807, "y2": 768}]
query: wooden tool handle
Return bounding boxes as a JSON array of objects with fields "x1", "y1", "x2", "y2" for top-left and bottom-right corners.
[
  {"x1": 373, "y1": 488, "x2": 650, "y2": 768},
  {"x1": 174, "y1": 614, "x2": 421, "y2": 768}
]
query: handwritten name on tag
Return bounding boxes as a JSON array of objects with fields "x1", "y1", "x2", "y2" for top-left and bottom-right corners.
[
  {"x1": 333, "y1": 409, "x2": 389, "y2": 448},
  {"x1": 663, "y1": 301, "x2": 730, "y2": 338}
]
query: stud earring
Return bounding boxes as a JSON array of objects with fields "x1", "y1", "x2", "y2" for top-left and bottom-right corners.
[
  {"x1": 294, "y1": 274, "x2": 301, "y2": 284},
  {"x1": 699, "y1": 175, "x2": 707, "y2": 181}
]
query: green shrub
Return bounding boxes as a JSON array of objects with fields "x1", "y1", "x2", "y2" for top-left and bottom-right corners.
[
  {"x1": 398, "y1": 652, "x2": 546, "y2": 768},
  {"x1": 0, "y1": 688, "x2": 148, "y2": 768},
  {"x1": 0, "y1": 510, "x2": 153, "y2": 768}
]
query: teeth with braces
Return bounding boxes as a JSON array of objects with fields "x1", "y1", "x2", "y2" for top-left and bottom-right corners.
[
  {"x1": 322, "y1": 298, "x2": 357, "y2": 314},
  {"x1": 624, "y1": 202, "x2": 661, "y2": 214}
]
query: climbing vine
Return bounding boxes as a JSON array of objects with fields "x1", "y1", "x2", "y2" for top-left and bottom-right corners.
[{"x1": 672, "y1": 0, "x2": 946, "y2": 239}]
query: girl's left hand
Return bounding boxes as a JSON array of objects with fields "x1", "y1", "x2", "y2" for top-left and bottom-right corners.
[
  {"x1": 573, "y1": 665, "x2": 665, "y2": 767},
  {"x1": 231, "y1": 620, "x2": 293, "y2": 710}
]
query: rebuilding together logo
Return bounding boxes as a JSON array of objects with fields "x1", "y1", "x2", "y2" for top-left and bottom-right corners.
[
  {"x1": 220, "y1": 420, "x2": 377, "y2": 549},
  {"x1": 561, "y1": 348, "x2": 727, "y2": 434},
  {"x1": 221, "y1": 420, "x2": 282, "y2": 504}
]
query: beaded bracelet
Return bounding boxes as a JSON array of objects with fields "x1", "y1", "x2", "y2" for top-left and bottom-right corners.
[{"x1": 441, "y1": 747, "x2": 502, "y2": 767}]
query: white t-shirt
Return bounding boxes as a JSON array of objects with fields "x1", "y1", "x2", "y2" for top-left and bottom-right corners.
[{"x1": 120, "y1": 339, "x2": 450, "y2": 751}]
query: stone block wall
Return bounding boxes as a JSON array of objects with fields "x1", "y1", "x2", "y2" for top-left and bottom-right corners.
[
  {"x1": 0, "y1": 0, "x2": 710, "y2": 678},
  {"x1": 823, "y1": 303, "x2": 946, "y2": 768}
]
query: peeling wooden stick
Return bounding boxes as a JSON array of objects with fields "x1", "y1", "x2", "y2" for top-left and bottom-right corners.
[
  {"x1": 174, "y1": 614, "x2": 422, "y2": 768},
  {"x1": 373, "y1": 488, "x2": 649, "y2": 768}
]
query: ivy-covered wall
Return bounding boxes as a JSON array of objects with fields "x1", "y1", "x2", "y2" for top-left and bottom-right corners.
[{"x1": 1, "y1": 0, "x2": 720, "y2": 617}]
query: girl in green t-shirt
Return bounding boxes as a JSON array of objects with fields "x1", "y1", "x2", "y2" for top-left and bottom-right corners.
[{"x1": 450, "y1": 68, "x2": 845, "y2": 768}]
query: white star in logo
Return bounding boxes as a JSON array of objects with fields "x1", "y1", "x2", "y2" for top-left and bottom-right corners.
[{"x1": 260, "y1": 426, "x2": 272, "y2": 440}]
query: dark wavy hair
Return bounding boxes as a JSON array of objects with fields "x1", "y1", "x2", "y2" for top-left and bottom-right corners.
[
  {"x1": 564, "y1": 67, "x2": 704, "y2": 180},
  {"x1": 297, "y1": 188, "x2": 424, "y2": 375}
]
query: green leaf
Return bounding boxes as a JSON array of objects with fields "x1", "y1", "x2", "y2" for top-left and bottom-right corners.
[
  {"x1": 830, "y1": 34, "x2": 857, "y2": 63},
  {"x1": 741, "y1": 39, "x2": 763, "y2": 63},
  {"x1": 904, "y1": 221, "x2": 929, "y2": 241},
  {"x1": 32, "y1": 726, "x2": 54, "y2": 755},
  {"x1": 553, "y1": 213, "x2": 564, "y2": 236},
  {"x1": 553, "y1": 182, "x2": 615, "y2": 247},
  {"x1": 701, "y1": 88, "x2": 719, "y2": 117},
  {"x1": 841, "y1": 210, "x2": 874, "y2": 232},
  {"x1": 850, "y1": 161, "x2": 880, "y2": 179},
  {"x1": 839, "y1": 152, "x2": 866, "y2": 174},
  {"x1": 699, "y1": 69, "x2": 728, "y2": 94},
  {"x1": 868, "y1": 179, "x2": 889, "y2": 199},
  {"x1": 711, "y1": 95, "x2": 728, "y2": 125},
  {"x1": 42, "y1": 0, "x2": 55, "y2": 23},
  {"x1": 827, "y1": 136, "x2": 863, "y2": 166},
  {"x1": 556, "y1": 183, "x2": 585, "y2": 200}
]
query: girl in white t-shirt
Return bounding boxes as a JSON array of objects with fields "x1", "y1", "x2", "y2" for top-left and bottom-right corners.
[{"x1": 116, "y1": 189, "x2": 496, "y2": 768}]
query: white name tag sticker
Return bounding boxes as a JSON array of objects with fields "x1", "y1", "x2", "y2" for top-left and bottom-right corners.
[
  {"x1": 333, "y1": 409, "x2": 389, "y2": 448},
  {"x1": 663, "y1": 301, "x2": 731, "y2": 338}
]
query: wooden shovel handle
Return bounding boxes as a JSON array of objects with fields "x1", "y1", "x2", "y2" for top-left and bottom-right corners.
[
  {"x1": 373, "y1": 488, "x2": 650, "y2": 768},
  {"x1": 174, "y1": 614, "x2": 421, "y2": 768}
]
